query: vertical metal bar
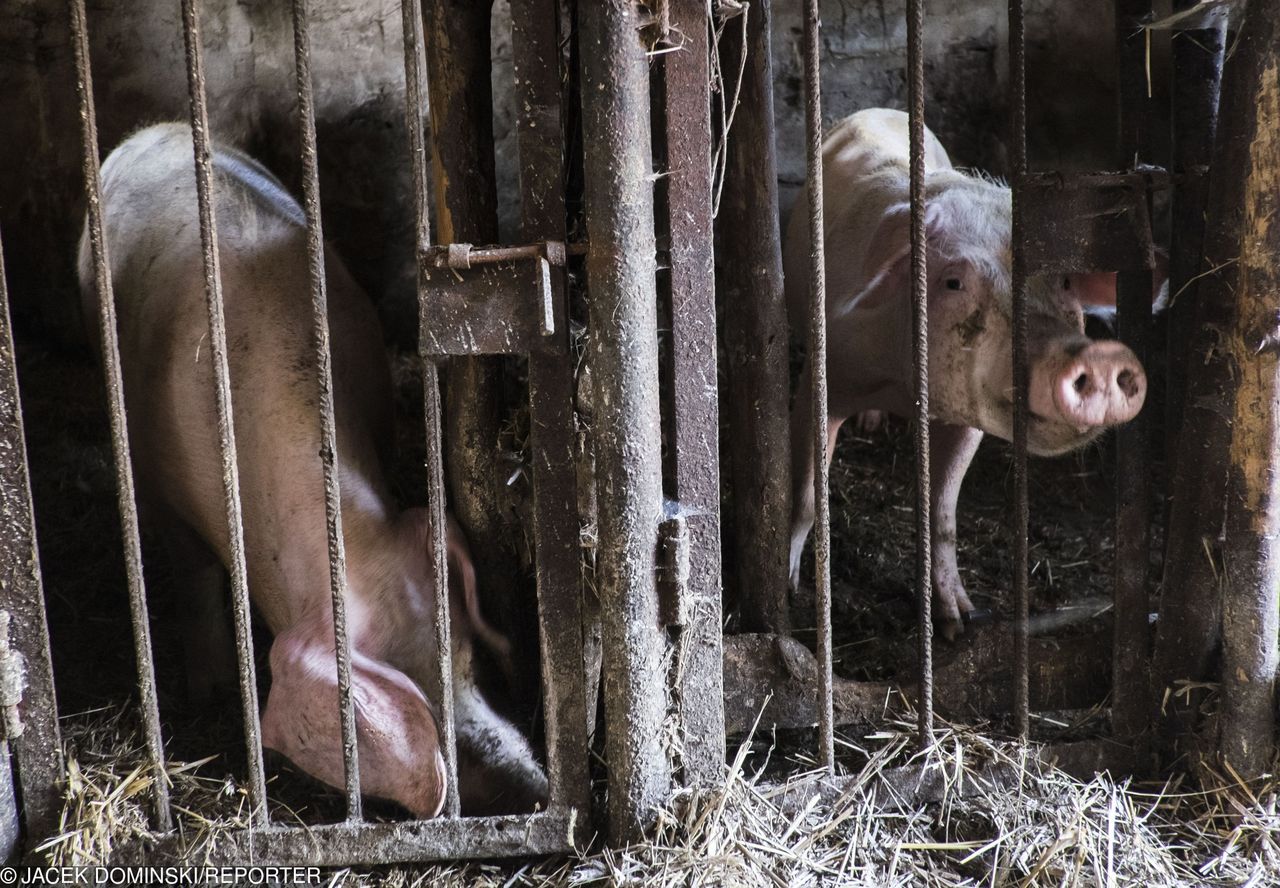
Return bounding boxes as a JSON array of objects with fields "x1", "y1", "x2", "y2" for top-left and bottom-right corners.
[
  {"x1": 1113, "y1": 0, "x2": 1154, "y2": 750},
  {"x1": 1007, "y1": 0, "x2": 1031, "y2": 740},
  {"x1": 801, "y1": 0, "x2": 833, "y2": 774},
  {"x1": 68, "y1": 0, "x2": 172, "y2": 831},
  {"x1": 906, "y1": 0, "x2": 934, "y2": 750},
  {"x1": 509, "y1": 0, "x2": 592, "y2": 812},
  {"x1": 1213, "y1": 0, "x2": 1280, "y2": 779},
  {"x1": 290, "y1": 0, "x2": 361, "y2": 821},
  {"x1": 579, "y1": 0, "x2": 671, "y2": 842},
  {"x1": 0, "y1": 226, "x2": 64, "y2": 845},
  {"x1": 716, "y1": 0, "x2": 792, "y2": 635},
  {"x1": 657, "y1": 0, "x2": 725, "y2": 786},
  {"x1": 400, "y1": 0, "x2": 460, "y2": 819},
  {"x1": 177, "y1": 0, "x2": 269, "y2": 825}
]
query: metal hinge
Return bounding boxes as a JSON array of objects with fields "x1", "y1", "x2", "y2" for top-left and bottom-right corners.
[{"x1": 0, "y1": 612, "x2": 25, "y2": 741}]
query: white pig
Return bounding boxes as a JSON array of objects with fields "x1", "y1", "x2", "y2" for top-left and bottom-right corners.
[
  {"x1": 78, "y1": 123, "x2": 547, "y2": 816},
  {"x1": 785, "y1": 109, "x2": 1147, "y2": 639}
]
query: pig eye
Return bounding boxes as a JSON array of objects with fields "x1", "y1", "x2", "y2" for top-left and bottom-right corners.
[
  {"x1": 1062, "y1": 276, "x2": 1072, "y2": 290},
  {"x1": 945, "y1": 277, "x2": 964, "y2": 291}
]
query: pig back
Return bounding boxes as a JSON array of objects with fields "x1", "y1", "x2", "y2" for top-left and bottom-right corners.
[{"x1": 78, "y1": 124, "x2": 393, "y2": 618}]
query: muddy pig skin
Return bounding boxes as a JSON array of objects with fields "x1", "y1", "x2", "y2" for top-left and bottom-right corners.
[
  {"x1": 77, "y1": 123, "x2": 547, "y2": 817},
  {"x1": 785, "y1": 109, "x2": 1148, "y2": 640}
]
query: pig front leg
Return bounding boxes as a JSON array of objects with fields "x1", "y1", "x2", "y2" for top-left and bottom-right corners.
[
  {"x1": 788, "y1": 358, "x2": 847, "y2": 590},
  {"x1": 929, "y1": 421, "x2": 983, "y2": 640}
]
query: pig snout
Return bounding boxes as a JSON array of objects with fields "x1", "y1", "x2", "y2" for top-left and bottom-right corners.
[{"x1": 1033, "y1": 340, "x2": 1146, "y2": 431}]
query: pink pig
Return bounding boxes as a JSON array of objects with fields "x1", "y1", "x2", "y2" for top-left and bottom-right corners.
[
  {"x1": 785, "y1": 109, "x2": 1148, "y2": 639},
  {"x1": 79, "y1": 123, "x2": 547, "y2": 816}
]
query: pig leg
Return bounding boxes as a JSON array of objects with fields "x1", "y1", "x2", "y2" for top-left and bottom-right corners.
[
  {"x1": 450, "y1": 643, "x2": 550, "y2": 815},
  {"x1": 262, "y1": 624, "x2": 448, "y2": 818},
  {"x1": 789, "y1": 359, "x2": 846, "y2": 590},
  {"x1": 930, "y1": 421, "x2": 983, "y2": 640},
  {"x1": 163, "y1": 522, "x2": 236, "y2": 703}
]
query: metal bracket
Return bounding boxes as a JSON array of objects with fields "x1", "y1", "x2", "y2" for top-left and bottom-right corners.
[
  {"x1": 1017, "y1": 171, "x2": 1159, "y2": 274},
  {"x1": 0, "y1": 613, "x2": 26, "y2": 741},
  {"x1": 656, "y1": 516, "x2": 690, "y2": 627},
  {"x1": 418, "y1": 241, "x2": 583, "y2": 356}
]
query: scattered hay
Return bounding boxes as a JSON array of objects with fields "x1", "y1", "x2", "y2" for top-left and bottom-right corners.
[{"x1": 41, "y1": 705, "x2": 1280, "y2": 886}]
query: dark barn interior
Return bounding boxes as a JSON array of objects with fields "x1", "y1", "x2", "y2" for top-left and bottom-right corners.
[{"x1": 0, "y1": 0, "x2": 1277, "y2": 883}]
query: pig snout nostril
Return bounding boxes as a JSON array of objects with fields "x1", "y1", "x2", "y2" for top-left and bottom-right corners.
[
  {"x1": 1073, "y1": 373, "x2": 1089, "y2": 395},
  {"x1": 1116, "y1": 368, "x2": 1138, "y2": 398}
]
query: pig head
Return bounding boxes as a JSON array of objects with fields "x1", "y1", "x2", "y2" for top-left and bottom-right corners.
[{"x1": 785, "y1": 108, "x2": 1148, "y2": 639}]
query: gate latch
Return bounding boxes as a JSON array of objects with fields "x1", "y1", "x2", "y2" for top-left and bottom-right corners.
[{"x1": 0, "y1": 612, "x2": 26, "y2": 741}]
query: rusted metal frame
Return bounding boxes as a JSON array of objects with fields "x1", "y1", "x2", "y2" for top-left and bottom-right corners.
[
  {"x1": 177, "y1": 0, "x2": 269, "y2": 825},
  {"x1": 906, "y1": 0, "x2": 934, "y2": 751},
  {"x1": 417, "y1": 258, "x2": 558, "y2": 356},
  {"x1": 1152, "y1": 5, "x2": 1226, "y2": 758},
  {"x1": 1112, "y1": 0, "x2": 1155, "y2": 752},
  {"x1": 0, "y1": 226, "x2": 63, "y2": 848},
  {"x1": 132, "y1": 808, "x2": 578, "y2": 865},
  {"x1": 509, "y1": 0, "x2": 592, "y2": 814},
  {"x1": 68, "y1": 0, "x2": 172, "y2": 831},
  {"x1": 655, "y1": 0, "x2": 725, "y2": 788},
  {"x1": 400, "y1": 0, "x2": 461, "y2": 820},
  {"x1": 716, "y1": 0, "x2": 791, "y2": 635},
  {"x1": 289, "y1": 0, "x2": 362, "y2": 820},
  {"x1": 801, "y1": 0, "x2": 834, "y2": 774},
  {"x1": 423, "y1": 242, "x2": 570, "y2": 269},
  {"x1": 1212, "y1": 0, "x2": 1280, "y2": 779},
  {"x1": 1007, "y1": 0, "x2": 1031, "y2": 740},
  {"x1": 1015, "y1": 172, "x2": 1156, "y2": 275},
  {"x1": 579, "y1": 0, "x2": 672, "y2": 842},
  {"x1": 422, "y1": 0, "x2": 521, "y2": 677}
]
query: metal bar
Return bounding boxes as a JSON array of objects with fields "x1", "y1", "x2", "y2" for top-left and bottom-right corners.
[
  {"x1": 178, "y1": 0, "x2": 268, "y2": 825},
  {"x1": 421, "y1": 0, "x2": 520, "y2": 671},
  {"x1": 657, "y1": 0, "x2": 725, "y2": 787},
  {"x1": 579, "y1": 0, "x2": 671, "y2": 842},
  {"x1": 1007, "y1": 0, "x2": 1031, "y2": 740},
  {"x1": 136, "y1": 808, "x2": 579, "y2": 865},
  {"x1": 906, "y1": 0, "x2": 933, "y2": 750},
  {"x1": 0, "y1": 225, "x2": 63, "y2": 845},
  {"x1": 1213, "y1": 0, "x2": 1280, "y2": 779},
  {"x1": 509, "y1": 0, "x2": 592, "y2": 812},
  {"x1": 423, "y1": 242, "x2": 571, "y2": 268},
  {"x1": 290, "y1": 0, "x2": 361, "y2": 821},
  {"x1": 68, "y1": 0, "x2": 172, "y2": 831},
  {"x1": 716, "y1": 0, "x2": 791, "y2": 635},
  {"x1": 1112, "y1": 0, "x2": 1154, "y2": 751},
  {"x1": 400, "y1": 0, "x2": 460, "y2": 819},
  {"x1": 1153, "y1": 5, "x2": 1228, "y2": 758},
  {"x1": 801, "y1": 0, "x2": 833, "y2": 774}
]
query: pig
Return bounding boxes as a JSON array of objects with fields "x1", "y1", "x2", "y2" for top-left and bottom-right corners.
[
  {"x1": 785, "y1": 108, "x2": 1148, "y2": 639},
  {"x1": 77, "y1": 123, "x2": 548, "y2": 816}
]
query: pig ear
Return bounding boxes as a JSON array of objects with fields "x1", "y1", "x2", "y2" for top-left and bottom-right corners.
[
  {"x1": 444, "y1": 515, "x2": 514, "y2": 680},
  {"x1": 1065, "y1": 272, "x2": 1119, "y2": 308},
  {"x1": 262, "y1": 626, "x2": 447, "y2": 818},
  {"x1": 852, "y1": 202, "x2": 949, "y2": 312}
]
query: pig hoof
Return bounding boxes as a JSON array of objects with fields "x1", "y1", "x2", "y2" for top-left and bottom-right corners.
[{"x1": 938, "y1": 618, "x2": 965, "y2": 642}]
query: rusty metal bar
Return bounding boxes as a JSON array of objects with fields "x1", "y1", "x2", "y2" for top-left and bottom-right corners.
[
  {"x1": 423, "y1": 242, "x2": 571, "y2": 269},
  {"x1": 290, "y1": 0, "x2": 361, "y2": 821},
  {"x1": 1007, "y1": 0, "x2": 1031, "y2": 740},
  {"x1": 137, "y1": 808, "x2": 578, "y2": 865},
  {"x1": 657, "y1": 0, "x2": 725, "y2": 787},
  {"x1": 1112, "y1": 0, "x2": 1154, "y2": 751},
  {"x1": 400, "y1": 0, "x2": 461, "y2": 819},
  {"x1": 1152, "y1": 3, "x2": 1227, "y2": 759},
  {"x1": 801, "y1": 0, "x2": 833, "y2": 774},
  {"x1": 178, "y1": 0, "x2": 269, "y2": 825},
  {"x1": 69, "y1": 0, "x2": 172, "y2": 831},
  {"x1": 0, "y1": 225, "x2": 64, "y2": 844},
  {"x1": 1214, "y1": 0, "x2": 1280, "y2": 779},
  {"x1": 509, "y1": 0, "x2": 592, "y2": 812},
  {"x1": 579, "y1": 0, "x2": 671, "y2": 841},
  {"x1": 716, "y1": 0, "x2": 791, "y2": 635},
  {"x1": 906, "y1": 0, "x2": 934, "y2": 750}
]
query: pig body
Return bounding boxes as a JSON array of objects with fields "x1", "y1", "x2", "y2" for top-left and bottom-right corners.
[
  {"x1": 78, "y1": 123, "x2": 547, "y2": 816},
  {"x1": 785, "y1": 109, "x2": 1147, "y2": 638}
]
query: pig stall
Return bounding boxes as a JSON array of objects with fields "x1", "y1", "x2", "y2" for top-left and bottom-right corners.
[{"x1": 0, "y1": 0, "x2": 1276, "y2": 880}]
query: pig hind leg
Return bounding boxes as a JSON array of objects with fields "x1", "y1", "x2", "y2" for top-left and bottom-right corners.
[
  {"x1": 789, "y1": 359, "x2": 847, "y2": 590},
  {"x1": 451, "y1": 645, "x2": 550, "y2": 815}
]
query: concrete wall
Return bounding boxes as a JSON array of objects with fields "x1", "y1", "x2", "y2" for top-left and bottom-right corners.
[{"x1": 0, "y1": 0, "x2": 1158, "y2": 343}]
